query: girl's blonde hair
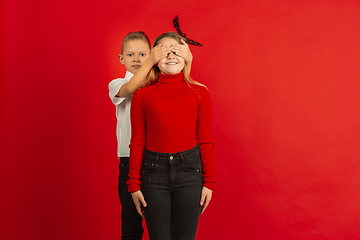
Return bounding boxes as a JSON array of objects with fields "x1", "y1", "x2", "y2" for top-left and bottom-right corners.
[{"x1": 142, "y1": 32, "x2": 205, "y2": 88}]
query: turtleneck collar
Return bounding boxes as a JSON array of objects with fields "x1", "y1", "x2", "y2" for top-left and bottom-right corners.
[{"x1": 157, "y1": 72, "x2": 184, "y2": 84}]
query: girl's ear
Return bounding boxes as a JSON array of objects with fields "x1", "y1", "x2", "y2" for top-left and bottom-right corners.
[{"x1": 118, "y1": 54, "x2": 125, "y2": 65}]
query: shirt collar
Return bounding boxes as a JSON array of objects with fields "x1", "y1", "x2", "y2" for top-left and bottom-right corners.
[{"x1": 124, "y1": 71, "x2": 134, "y2": 82}]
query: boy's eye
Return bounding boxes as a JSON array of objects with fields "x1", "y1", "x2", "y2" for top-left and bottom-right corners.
[
  {"x1": 140, "y1": 53, "x2": 146, "y2": 56},
  {"x1": 127, "y1": 54, "x2": 132, "y2": 57}
]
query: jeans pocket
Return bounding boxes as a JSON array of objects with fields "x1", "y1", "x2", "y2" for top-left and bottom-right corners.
[
  {"x1": 142, "y1": 162, "x2": 156, "y2": 173},
  {"x1": 182, "y1": 155, "x2": 202, "y2": 173}
]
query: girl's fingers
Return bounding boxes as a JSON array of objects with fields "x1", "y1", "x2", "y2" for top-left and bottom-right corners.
[
  {"x1": 200, "y1": 196, "x2": 209, "y2": 214},
  {"x1": 200, "y1": 194, "x2": 206, "y2": 207},
  {"x1": 201, "y1": 202, "x2": 207, "y2": 214},
  {"x1": 140, "y1": 196, "x2": 147, "y2": 208},
  {"x1": 200, "y1": 187, "x2": 212, "y2": 214},
  {"x1": 131, "y1": 191, "x2": 146, "y2": 218},
  {"x1": 136, "y1": 203, "x2": 144, "y2": 218},
  {"x1": 133, "y1": 197, "x2": 144, "y2": 217}
]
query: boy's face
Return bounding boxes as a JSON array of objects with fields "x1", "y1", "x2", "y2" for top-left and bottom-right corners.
[{"x1": 119, "y1": 39, "x2": 150, "y2": 74}]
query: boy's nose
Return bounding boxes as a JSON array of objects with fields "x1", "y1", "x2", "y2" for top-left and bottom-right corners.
[{"x1": 134, "y1": 55, "x2": 140, "y2": 62}]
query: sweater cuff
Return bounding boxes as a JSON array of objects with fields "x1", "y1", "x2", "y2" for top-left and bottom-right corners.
[
  {"x1": 126, "y1": 180, "x2": 141, "y2": 193},
  {"x1": 203, "y1": 180, "x2": 216, "y2": 190}
]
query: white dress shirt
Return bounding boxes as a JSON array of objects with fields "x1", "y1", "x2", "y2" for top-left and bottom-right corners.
[{"x1": 108, "y1": 71, "x2": 134, "y2": 157}]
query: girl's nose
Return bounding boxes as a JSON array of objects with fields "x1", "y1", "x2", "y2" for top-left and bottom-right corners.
[{"x1": 167, "y1": 51, "x2": 175, "y2": 58}]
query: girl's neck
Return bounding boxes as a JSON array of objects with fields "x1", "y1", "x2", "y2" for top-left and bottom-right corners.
[{"x1": 158, "y1": 72, "x2": 184, "y2": 84}]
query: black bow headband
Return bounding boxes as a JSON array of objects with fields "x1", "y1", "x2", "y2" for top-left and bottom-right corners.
[{"x1": 173, "y1": 15, "x2": 203, "y2": 46}]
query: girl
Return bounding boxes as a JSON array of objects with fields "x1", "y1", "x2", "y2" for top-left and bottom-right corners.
[
  {"x1": 127, "y1": 32, "x2": 216, "y2": 240},
  {"x1": 109, "y1": 31, "x2": 192, "y2": 240}
]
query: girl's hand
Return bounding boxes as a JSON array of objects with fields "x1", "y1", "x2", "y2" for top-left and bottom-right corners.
[
  {"x1": 171, "y1": 39, "x2": 193, "y2": 63},
  {"x1": 200, "y1": 186, "x2": 212, "y2": 214},
  {"x1": 149, "y1": 44, "x2": 171, "y2": 65},
  {"x1": 131, "y1": 190, "x2": 147, "y2": 218}
]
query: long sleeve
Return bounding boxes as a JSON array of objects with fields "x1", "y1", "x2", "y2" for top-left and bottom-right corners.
[
  {"x1": 196, "y1": 87, "x2": 216, "y2": 190},
  {"x1": 127, "y1": 90, "x2": 147, "y2": 192}
]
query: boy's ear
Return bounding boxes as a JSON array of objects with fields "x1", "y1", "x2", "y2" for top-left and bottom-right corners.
[{"x1": 118, "y1": 54, "x2": 125, "y2": 65}]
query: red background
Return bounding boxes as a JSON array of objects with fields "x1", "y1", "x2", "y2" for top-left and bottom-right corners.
[{"x1": 1, "y1": 0, "x2": 360, "y2": 239}]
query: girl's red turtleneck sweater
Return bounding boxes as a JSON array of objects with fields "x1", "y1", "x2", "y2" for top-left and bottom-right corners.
[{"x1": 127, "y1": 72, "x2": 216, "y2": 193}]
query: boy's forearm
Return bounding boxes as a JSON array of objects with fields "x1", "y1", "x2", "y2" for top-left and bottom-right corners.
[{"x1": 116, "y1": 60, "x2": 154, "y2": 97}]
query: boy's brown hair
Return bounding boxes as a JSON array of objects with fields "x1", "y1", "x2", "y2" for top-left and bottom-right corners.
[{"x1": 121, "y1": 31, "x2": 151, "y2": 54}]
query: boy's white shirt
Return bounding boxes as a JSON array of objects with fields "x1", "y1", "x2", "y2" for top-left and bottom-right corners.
[{"x1": 108, "y1": 71, "x2": 134, "y2": 158}]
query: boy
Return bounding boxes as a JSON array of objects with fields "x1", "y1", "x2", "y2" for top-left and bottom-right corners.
[{"x1": 108, "y1": 31, "x2": 193, "y2": 240}]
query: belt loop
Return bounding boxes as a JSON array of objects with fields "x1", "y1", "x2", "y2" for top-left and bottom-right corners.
[
  {"x1": 156, "y1": 152, "x2": 159, "y2": 164},
  {"x1": 179, "y1": 152, "x2": 184, "y2": 164}
]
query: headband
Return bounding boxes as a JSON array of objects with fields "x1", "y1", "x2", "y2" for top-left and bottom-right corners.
[{"x1": 173, "y1": 15, "x2": 203, "y2": 46}]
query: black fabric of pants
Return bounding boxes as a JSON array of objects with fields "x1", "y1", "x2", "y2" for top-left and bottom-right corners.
[
  {"x1": 118, "y1": 157, "x2": 144, "y2": 240},
  {"x1": 141, "y1": 145, "x2": 203, "y2": 240}
]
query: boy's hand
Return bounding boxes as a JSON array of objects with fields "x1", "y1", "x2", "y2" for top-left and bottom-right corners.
[
  {"x1": 200, "y1": 186, "x2": 212, "y2": 214},
  {"x1": 131, "y1": 190, "x2": 147, "y2": 218},
  {"x1": 171, "y1": 39, "x2": 193, "y2": 63},
  {"x1": 149, "y1": 44, "x2": 171, "y2": 65}
]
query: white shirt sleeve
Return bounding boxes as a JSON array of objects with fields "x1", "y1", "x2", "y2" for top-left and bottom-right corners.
[{"x1": 108, "y1": 78, "x2": 127, "y2": 105}]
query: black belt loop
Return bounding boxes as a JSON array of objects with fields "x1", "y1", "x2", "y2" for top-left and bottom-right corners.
[
  {"x1": 179, "y1": 152, "x2": 185, "y2": 164},
  {"x1": 156, "y1": 152, "x2": 159, "y2": 164}
]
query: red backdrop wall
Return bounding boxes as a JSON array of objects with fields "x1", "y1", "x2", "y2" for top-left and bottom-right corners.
[{"x1": 1, "y1": 0, "x2": 360, "y2": 239}]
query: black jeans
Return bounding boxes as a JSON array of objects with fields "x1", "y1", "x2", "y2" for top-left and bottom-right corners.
[
  {"x1": 118, "y1": 157, "x2": 144, "y2": 240},
  {"x1": 141, "y1": 145, "x2": 203, "y2": 240}
]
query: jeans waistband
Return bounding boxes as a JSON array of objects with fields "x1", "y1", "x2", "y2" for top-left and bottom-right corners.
[
  {"x1": 119, "y1": 157, "x2": 129, "y2": 163},
  {"x1": 144, "y1": 145, "x2": 200, "y2": 164}
]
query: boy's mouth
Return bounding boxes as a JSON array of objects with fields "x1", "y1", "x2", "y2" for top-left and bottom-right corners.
[
  {"x1": 166, "y1": 62, "x2": 177, "y2": 65},
  {"x1": 132, "y1": 65, "x2": 141, "y2": 68}
]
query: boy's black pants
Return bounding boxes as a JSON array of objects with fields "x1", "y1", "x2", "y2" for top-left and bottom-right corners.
[{"x1": 118, "y1": 157, "x2": 143, "y2": 240}]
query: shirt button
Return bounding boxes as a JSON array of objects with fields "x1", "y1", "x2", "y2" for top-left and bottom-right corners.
[{"x1": 169, "y1": 156, "x2": 174, "y2": 160}]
